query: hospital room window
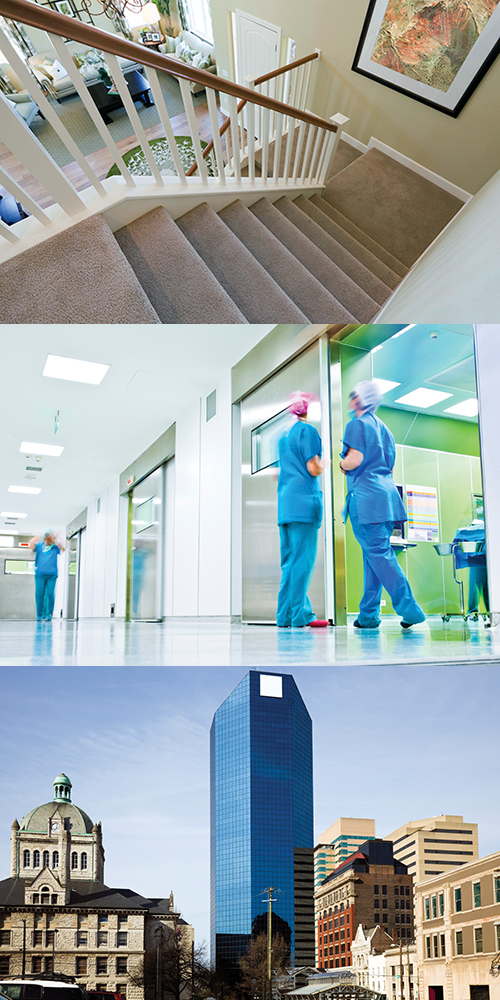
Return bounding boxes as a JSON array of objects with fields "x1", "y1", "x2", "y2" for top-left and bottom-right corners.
[{"x1": 251, "y1": 408, "x2": 291, "y2": 474}]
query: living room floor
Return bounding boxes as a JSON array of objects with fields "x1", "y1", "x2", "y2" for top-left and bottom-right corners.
[{"x1": 0, "y1": 98, "x2": 226, "y2": 210}]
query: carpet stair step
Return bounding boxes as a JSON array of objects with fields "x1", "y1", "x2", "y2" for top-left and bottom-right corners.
[
  {"x1": 323, "y1": 147, "x2": 464, "y2": 267},
  {"x1": 275, "y1": 196, "x2": 392, "y2": 306},
  {"x1": 313, "y1": 196, "x2": 409, "y2": 278},
  {"x1": 327, "y1": 140, "x2": 363, "y2": 178},
  {"x1": 250, "y1": 197, "x2": 379, "y2": 322},
  {"x1": 0, "y1": 215, "x2": 161, "y2": 324},
  {"x1": 176, "y1": 202, "x2": 308, "y2": 322},
  {"x1": 217, "y1": 199, "x2": 356, "y2": 323},
  {"x1": 301, "y1": 195, "x2": 401, "y2": 289},
  {"x1": 114, "y1": 206, "x2": 245, "y2": 323}
]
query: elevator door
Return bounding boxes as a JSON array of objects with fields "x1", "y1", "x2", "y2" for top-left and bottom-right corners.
[
  {"x1": 241, "y1": 343, "x2": 325, "y2": 622},
  {"x1": 66, "y1": 532, "x2": 81, "y2": 619}
]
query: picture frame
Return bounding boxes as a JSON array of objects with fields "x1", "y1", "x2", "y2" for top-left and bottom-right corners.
[
  {"x1": 151, "y1": 31, "x2": 161, "y2": 41},
  {"x1": 146, "y1": 31, "x2": 154, "y2": 40},
  {"x1": 352, "y1": 0, "x2": 500, "y2": 117},
  {"x1": 54, "y1": 0, "x2": 77, "y2": 15}
]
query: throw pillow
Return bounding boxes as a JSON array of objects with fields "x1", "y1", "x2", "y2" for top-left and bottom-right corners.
[
  {"x1": 164, "y1": 34, "x2": 177, "y2": 53},
  {"x1": 37, "y1": 59, "x2": 55, "y2": 79},
  {"x1": 198, "y1": 53, "x2": 212, "y2": 69},
  {"x1": 50, "y1": 58, "x2": 68, "y2": 81}
]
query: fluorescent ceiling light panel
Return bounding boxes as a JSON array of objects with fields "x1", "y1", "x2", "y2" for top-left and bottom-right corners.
[
  {"x1": 374, "y1": 378, "x2": 401, "y2": 394},
  {"x1": 8, "y1": 486, "x2": 42, "y2": 494},
  {"x1": 0, "y1": 536, "x2": 15, "y2": 546},
  {"x1": 43, "y1": 354, "x2": 109, "y2": 384},
  {"x1": 1, "y1": 511, "x2": 28, "y2": 518},
  {"x1": 395, "y1": 388, "x2": 452, "y2": 408},
  {"x1": 0, "y1": 529, "x2": 18, "y2": 535},
  {"x1": 391, "y1": 324, "x2": 416, "y2": 339},
  {"x1": 444, "y1": 398, "x2": 478, "y2": 417},
  {"x1": 20, "y1": 441, "x2": 64, "y2": 457}
]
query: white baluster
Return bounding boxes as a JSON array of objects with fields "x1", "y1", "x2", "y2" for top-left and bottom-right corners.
[
  {"x1": 300, "y1": 121, "x2": 315, "y2": 182},
  {"x1": 206, "y1": 86, "x2": 226, "y2": 185},
  {"x1": 261, "y1": 106, "x2": 270, "y2": 186},
  {"x1": 147, "y1": 66, "x2": 188, "y2": 184},
  {"x1": 272, "y1": 112, "x2": 283, "y2": 183},
  {"x1": 310, "y1": 127, "x2": 324, "y2": 183},
  {"x1": 0, "y1": 95, "x2": 84, "y2": 216},
  {"x1": 0, "y1": 163, "x2": 52, "y2": 225},
  {"x1": 228, "y1": 94, "x2": 241, "y2": 183},
  {"x1": 292, "y1": 120, "x2": 306, "y2": 184},
  {"x1": 282, "y1": 116, "x2": 296, "y2": 184},
  {"x1": 243, "y1": 75, "x2": 256, "y2": 157},
  {"x1": 0, "y1": 218, "x2": 20, "y2": 244},
  {"x1": 178, "y1": 76, "x2": 209, "y2": 184},
  {"x1": 247, "y1": 101, "x2": 255, "y2": 184},
  {"x1": 105, "y1": 53, "x2": 163, "y2": 185}
]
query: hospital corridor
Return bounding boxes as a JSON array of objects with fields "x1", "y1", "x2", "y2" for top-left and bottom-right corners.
[{"x1": 1, "y1": 323, "x2": 499, "y2": 667}]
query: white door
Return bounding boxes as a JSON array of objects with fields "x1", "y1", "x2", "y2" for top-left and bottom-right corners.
[{"x1": 234, "y1": 11, "x2": 282, "y2": 136}]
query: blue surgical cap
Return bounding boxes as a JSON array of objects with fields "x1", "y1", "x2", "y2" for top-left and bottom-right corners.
[{"x1": 352, "y1": 380, "x2": 382, "y2": 411}]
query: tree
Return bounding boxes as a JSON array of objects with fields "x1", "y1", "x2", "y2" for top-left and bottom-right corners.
[
  {"x1": 128, "y1": 923, "x2": 213, "y2": 1000},
  {"x1": 237, "y1": 934, "x2": 290, "y2": 1000}
]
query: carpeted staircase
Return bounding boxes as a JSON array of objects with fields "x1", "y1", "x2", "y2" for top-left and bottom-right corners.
[{"x1": 0, "y1": 146, "x2": 464, "y2": 324}]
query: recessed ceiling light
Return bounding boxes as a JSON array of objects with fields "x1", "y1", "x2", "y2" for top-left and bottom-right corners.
[
  {"x1": 374, "y1": 378, "x2": 401, "y2": 394},
  {"x1": 444, "y1": 398, "x2": 478, "y2": 417},
  {"x1": 1, "y1": 512, "x2": 28, "y2": 518},
  {"x1": 394, "y1": 388, "x2": 452, "y2": 408},
  {"x1": 42, "y1": 354, "x2": 110, "y2": 385},
  {"x1": 20, "y1": 441, "x2": 64, "y2": 457},
  {"x1": 8, "y1": 486, "x2": 42, "y2": 494}
]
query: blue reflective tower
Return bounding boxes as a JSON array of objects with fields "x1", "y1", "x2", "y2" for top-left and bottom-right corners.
[{"x1": 210, "y1": 671, "x2": 314, "y2": 973}]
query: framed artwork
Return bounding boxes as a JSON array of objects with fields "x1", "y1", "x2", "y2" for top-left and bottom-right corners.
[
  {"x1": 54, "y1": 0, "x2": 77, "y2": 14},
  {"x1": 352, "y1": 0, "x2": 500, "y2": 116},
  {"x1": 151, "y1": 31, "x2": 161, "y2": 40}
]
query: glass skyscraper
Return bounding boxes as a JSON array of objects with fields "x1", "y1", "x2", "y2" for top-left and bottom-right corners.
[{"x1": 210, "y1": 670, "x2": 314, "y2": 972}]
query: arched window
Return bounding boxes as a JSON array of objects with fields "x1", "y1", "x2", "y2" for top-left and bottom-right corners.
[
  {"x1": 40, "y1": 886, "x2": 50, "y2": 905},
  {"x1": 52, "y1": 851, "x2": 59, "y2": 869},
  {"x1": 43, "y1": 851, "x2": 50, "y2": 867},
  {"x1": 23, "y1": 850, "x2": 30, "y2": 868},
  {"x1": 33, "y1": 850, "x2": 40, "y2": 868},
  {"x1": 71, "y1": 852, "x2": 78, "y2": 870},
  {"x1": 80, "y1": 853, "x2": 87, "y2": 870}
]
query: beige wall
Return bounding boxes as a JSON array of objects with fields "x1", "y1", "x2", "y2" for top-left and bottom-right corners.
[{"x1": 210, "y1": 0, "x2": 500, "y2": 193}]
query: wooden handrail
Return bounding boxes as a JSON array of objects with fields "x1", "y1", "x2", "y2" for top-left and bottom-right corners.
[
  {"x1": 254, "y1": 50, "x2": 319, "y2": 86},
  {"x1": 0, "y1": 0, "x2": 336, "y2": 133},
  {"x1": 186, "y1": 51, "x2": 320, "y2": 176}
]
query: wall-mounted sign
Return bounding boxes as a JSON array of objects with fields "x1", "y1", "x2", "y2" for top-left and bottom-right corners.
[
  {"x1": 406, "y1": 484, "x2": 439, "y2": 542},
  {"x1": 126, "y1": 475, "x2": 136, "y2": 487}
]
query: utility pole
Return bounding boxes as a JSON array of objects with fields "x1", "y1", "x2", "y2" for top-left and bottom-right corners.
[
  {"x1": 399, "y1": 937, "x2": 404, "y2": 1000},
  {"x1": 262, "y1": 888, "x2": 275, "y2": 1000}
]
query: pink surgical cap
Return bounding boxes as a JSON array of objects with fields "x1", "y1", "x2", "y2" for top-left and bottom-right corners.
[{"x1": 287, "y1": 392, "x2": 315, "y2": 416}]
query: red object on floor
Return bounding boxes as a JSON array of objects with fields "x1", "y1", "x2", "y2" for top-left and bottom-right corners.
[{"x1": 308, "y1": 619, "x2": 329, "y2": 627}]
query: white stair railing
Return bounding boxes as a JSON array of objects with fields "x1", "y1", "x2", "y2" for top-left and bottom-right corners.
[{"x1": 0, "y1": 3, "x2": 347, "y2": 251}]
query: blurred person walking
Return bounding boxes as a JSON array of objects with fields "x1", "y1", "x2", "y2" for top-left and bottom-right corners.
[
  {"x1": 29, "y1": 531, "x2": 65, "y2": 621},
  {"x1": 340, "y1": 380, "x2": 425, "y2": 629},
  {"x1": 276, "y1": 392, "x2": 328, "y2": 628}
]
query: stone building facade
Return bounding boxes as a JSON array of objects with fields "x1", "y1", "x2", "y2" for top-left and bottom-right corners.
[
  {"x1": 414, "y1": 851, "x2": 500, "y2": 1000},
  {"x1": 0, "y1": 774, "x2": 193, "y2": 1000}
]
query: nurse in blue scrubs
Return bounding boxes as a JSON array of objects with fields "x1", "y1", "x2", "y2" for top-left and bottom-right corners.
[
  {"x1": 276, "y1": 393, "x2": 328, "y2": 628},
  {"x1": 341, "y1": 380, "x2": 425, "y2": 629},
  {"x1": 29, "y1": 531, "x2": 65, "y2": 621}
]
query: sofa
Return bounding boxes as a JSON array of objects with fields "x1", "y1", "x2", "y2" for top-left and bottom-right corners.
[
  {"x1": 158, "y1": 30, "x2": 216, "y2": 94},
  {"x1": 27, "y1": 40, "x2": 143, "y2": 101},
  {"x1": 3, "y1": 90, "x2": 41, "y2": 128}
]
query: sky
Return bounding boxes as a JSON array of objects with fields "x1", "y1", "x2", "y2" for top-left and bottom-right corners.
[{"x1": 0, "y1": 663, "x2": 498, "y2": 952}]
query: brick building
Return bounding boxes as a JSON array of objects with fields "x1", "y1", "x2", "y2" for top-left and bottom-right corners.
[
  {"x1": 0, "y1": 774, "x2": 193, "y2": 1000},
  {"x1": 315, "y1": 841, "x2": 413, "y2": 971},
  {"x1": 414, "y1": 850, "x2": 500, "y2": 1000}
]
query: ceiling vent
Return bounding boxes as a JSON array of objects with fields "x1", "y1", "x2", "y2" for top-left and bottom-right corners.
[{"x1": 25, "y1": 466, "x2": 42, "y2": 472}]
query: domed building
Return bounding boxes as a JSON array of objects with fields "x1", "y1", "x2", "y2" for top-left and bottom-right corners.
[{"x1": 0, "y1": 775, "x2": 193, "y2": 1000}]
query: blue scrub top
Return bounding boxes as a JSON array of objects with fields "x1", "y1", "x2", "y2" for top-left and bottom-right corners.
[
  {"x1": 34, "y1": 542, "x2": 60, "y2": 576},
  {"x1": 341, "y1": 411, "x2": 407, "y2": 524},
  {"x1": 277, "y1": 420, "x2": 323, "y2": 525}
]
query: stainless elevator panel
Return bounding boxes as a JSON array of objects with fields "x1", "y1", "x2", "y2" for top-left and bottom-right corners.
[{"x1": 241, "y1": 343, "x2": 325, "y2": 623}]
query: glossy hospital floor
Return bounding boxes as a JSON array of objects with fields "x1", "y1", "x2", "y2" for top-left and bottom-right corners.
[{"x1": 0, "y1": 615, "x2": 499, "y2": 666}]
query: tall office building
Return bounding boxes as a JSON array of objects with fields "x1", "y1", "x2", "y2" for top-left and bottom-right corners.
[
  {"x1": 383, "y1": 815, "x2": 479, "y2": 883},
  {"x1": 314, "y1": 818, "x2": 376, "y2": 891},
  {"x1": 210, "y1": 671, "x2": 314, "y2": 973}
]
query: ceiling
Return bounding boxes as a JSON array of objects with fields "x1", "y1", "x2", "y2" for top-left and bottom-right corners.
[
  {"x1": 0, "y1": 324, "x2": 275, "y2": 539},
  {"x1": 348, "y1": 324, "x2": 477, "y2": 419}
]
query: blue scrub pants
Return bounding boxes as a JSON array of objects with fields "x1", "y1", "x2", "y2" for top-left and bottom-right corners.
[
  {"x1": 277, "y1": 521, "x2": 319, "y2": 627},
  {"x1": 350, "y1": 515, "x2": 425, "y2": 626},
  {"x1": 35, "y1": 573, "x2": 57, "y2": 620}
]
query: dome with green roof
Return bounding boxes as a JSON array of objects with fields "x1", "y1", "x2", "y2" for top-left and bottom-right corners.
[{"x1": 19, "y1": 774, "x2": 94, "y2": 835}]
